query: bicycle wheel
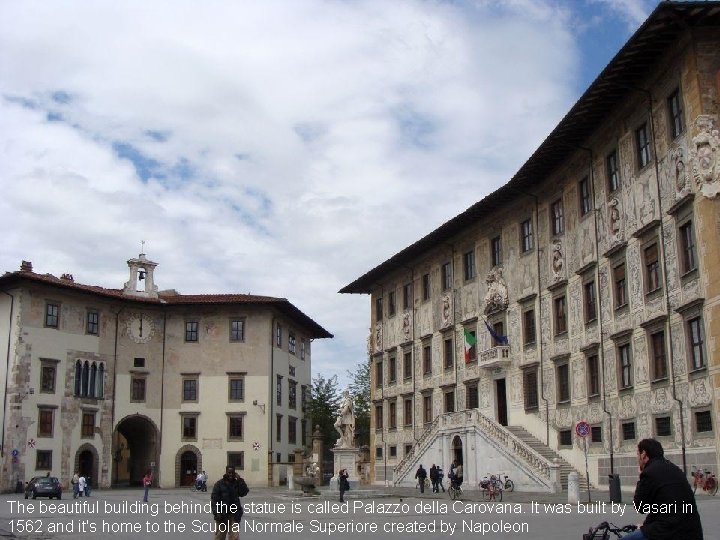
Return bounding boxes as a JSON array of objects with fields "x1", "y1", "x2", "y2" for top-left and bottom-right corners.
[
  {"x1": 482, "y1": 488, "x2": 491, "y2": 501},
  {"x1": 505, "y1": 479, "x2": 514, "y2": 492},
  {"x1": 693, "y1": 479, "x2": 698, "y2": 493},
  {"x1": 449, "y1": 487, "x2": 458, "y2": 500},
  {"x1": 709, "y1": 478, "x2": 718, "y2": 496},
  {"x1": 496, "y1": 487, "x2": 503, "y2": 502}
]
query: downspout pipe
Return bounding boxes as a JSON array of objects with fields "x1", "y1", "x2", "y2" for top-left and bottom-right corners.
[
  {"x1": 110, "y1": 306, "x2": 124, "y2": 485},
  {"x1": 159, "y1": 310, "x2": 167, "y2": 485},
  {"x1": 1, "y1": 290, "x2": 15, "y2": 460}
]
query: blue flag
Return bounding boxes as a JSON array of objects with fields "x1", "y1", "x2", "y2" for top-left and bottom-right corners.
[{"x1": 484, "y1": 320, "x2": 509, "y2": 345}]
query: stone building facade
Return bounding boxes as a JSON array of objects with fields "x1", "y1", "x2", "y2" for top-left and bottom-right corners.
[
  {"x1": 0, "y1": 255, "x2": 331, "y2": 491},
  {"x1": 342, "y1": 2, "x2": 720, "y2": 490}
]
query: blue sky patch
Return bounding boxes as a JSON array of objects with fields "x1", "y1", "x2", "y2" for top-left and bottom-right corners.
[
  {"x1": 51, "y1": 90, "x2": 72, "y2": 104},
  {"x1": 145, "y1": 130, "x2": 170, "y2": 142},
  {"x1": 394, "y1": 105, "x2": 436, "y2": 149},
  {"x1": 111, "y1": 141, "x2": 161, "y2": 182}
]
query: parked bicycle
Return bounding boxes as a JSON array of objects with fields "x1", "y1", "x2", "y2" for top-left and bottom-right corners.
[
  {"x1": 583, "y1": 522, "x2": 637, "y2": 539},
  {"x1": 490, "y1": 472, "x2": 514, "y2": 492},
  {"x1": 691, "y1": 466, "x2": 718, "y2": 495},
  {"x1": 479, "y1": 474, "x2": 503, "y2": 502},
  {"x1": 448, "y1": 480, "x2": 462, "y2": 500}
]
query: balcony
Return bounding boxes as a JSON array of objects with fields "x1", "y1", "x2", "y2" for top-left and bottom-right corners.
[{"x1": 478, "y1": 345, "x2": 511, "y2": 369}]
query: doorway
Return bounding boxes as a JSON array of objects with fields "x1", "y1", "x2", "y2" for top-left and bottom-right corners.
[
  {"x1": 451, "y1": 435, "x2": 463, "y2": 467},
  {"x1": 496, "y1": 378, "x2": 508, "y2": 426},
  {"x1": 180, "y1": 451, "x2": 198, "y2": 486},
  {"x1": 113, "y1": 414, "x2": 159, "y2": 486}
]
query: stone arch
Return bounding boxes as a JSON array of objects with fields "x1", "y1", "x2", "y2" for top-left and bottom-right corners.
[
  {"x1": 451, "y1": 435, "x2": 463, "y2": 466},
  {"x1": 175, "y1": 445, "x2": 202, "y2": 487},
  {"x1": 113, "y1": 413, "x2": 160, "y2": 487},
  {"x1": 74, "y1": 443, "x2": 100, "y2": 489}
]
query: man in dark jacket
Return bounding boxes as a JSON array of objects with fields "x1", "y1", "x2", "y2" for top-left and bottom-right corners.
[
  {"x1": 429, "y1": 464, "x2": 439, "y2": 493},
  {"x1": 415, "y1": 464, "x2": 427, "y2": 493},
  {"x1": 211, "y1": 466, "x2": 244, "y2": 540},
  {"x1": 625, "y1": 439, "x2": 703, "y2": 540}
]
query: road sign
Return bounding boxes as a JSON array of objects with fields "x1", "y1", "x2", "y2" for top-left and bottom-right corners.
[
  {"x1": 11, "y1": 449, "x2": 19, "y2": 457},
  {"x1": 576, "y1": 421, "x2": 590, "y2": 438}
]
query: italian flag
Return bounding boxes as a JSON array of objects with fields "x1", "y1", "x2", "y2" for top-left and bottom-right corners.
[{"x1": 463, "y1": 328, "x2": 477, "y2": 363}]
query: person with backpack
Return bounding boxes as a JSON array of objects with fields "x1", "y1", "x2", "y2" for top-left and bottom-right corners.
[{"x1": 211, "y1": 465, "x2": 249, "y2": 540}]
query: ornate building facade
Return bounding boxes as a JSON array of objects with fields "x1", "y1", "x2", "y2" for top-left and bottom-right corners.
[
  {"x1": 0, "y1": 255, "x2": 331, "y2": 490},
  {"x1": 342, "y1": 1, "x2": 720, "y2": 490}
]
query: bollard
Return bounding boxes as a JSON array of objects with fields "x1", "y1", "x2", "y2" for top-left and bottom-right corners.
[
  {"x1": 608, "y1": 474, "x2": 622, "y2": 503},
  {"x1": 287, "y1": 468, "x2": 294, "y2": 491},
  {"x1": 567, "y1": 471, "x2": 579, "y2": 504}
]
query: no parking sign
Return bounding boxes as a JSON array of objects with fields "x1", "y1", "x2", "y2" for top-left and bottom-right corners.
[{"x1": 575, "y1": 420, "x2": 590, "y2": 438}]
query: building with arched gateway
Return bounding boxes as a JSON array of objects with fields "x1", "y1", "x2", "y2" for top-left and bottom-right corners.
[{"x1": 0, "y1": 254, "x2": 331, "y2": 490}]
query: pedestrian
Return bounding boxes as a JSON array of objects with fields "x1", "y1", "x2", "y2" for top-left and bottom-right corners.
[
  {"x1": 415, "y1": 464, "x2": 427, "y2": 493},
  {"x1": 338, "y1": 468, "x2": 350, "y2": 503},
  {"x1": 437, "y1": 466, "x2": 446, "y2": 492},
  {"x1": 85, "y1": 476, "x2": 91, "y2": 497},
  {"x1": 78, "y1": 475, "x2": 86, "y2": 497},
  {"x1": 211, "y1": 465, "x2": 249, "y2": 540},
  {"x1": 71, "y1": 471, "x2": 79, "y2": 499},
  {"x1": 623, "y1": 438, "x2": 703, "y2": 540},
  {"x1": 455, "y1": 462, "x2": 464, "y2": 488},
  {"x1": 142, "y1": 469, "x2": 153, "y2": 503},
  {"x1": 430, "y1": 464, "x2": 439, "y2": 493}
]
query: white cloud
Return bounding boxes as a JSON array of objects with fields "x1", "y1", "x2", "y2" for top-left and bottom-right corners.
[{"x1": 0, "y1": 0, "x2": 590, "y2": 383}]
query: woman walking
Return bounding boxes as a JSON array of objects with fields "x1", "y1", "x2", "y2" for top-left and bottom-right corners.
[{"x1": 142, "y1": 469, "x2": 153, "y2": 502}]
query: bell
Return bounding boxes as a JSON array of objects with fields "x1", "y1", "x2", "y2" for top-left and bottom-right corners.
[{"x1": 138, "y1": 270, "x2": 146, "y2": 281}]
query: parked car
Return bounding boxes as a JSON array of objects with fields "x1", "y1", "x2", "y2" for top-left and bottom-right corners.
[{"x1": 25, "y1": 476, "x2": 62, "y2": 499}]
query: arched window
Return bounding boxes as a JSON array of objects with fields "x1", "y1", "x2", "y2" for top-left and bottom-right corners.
[
  {"x1": 75, "y1": 361, "x2": 82, "y2": 396},
  {"x1": 81, "y1": 361, "x2": 89, "y2": 396},
  {"x1": 96, "y1": 364, "x2": 105, "y2": 398},
  {"x1": 89, "y1": 363, "x2": 97, "y2": 398}
]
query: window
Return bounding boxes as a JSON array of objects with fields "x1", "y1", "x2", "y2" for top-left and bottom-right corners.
[
  {"x1": 376, "y1": 447, "x2": 383, "y2": 458},
  {"x1": 389, "y1": 446, "x2": 397, "y2": 458},
  {"x1": 466, "y1": 383, "x2": 479, "y2": 409},
  {"x1": 45, "y1": 303, "x2": 59, "y2": 328},
  {"x1": 389, "y1": 402, "x2": 397, "y2": 429},
  {"x1": 687, "y1": 317, "x2": 705, "y2": 370},
  {"x1": 491, "y1": 235, "x2": 502, "y2": 267},
  {"x1": 422, "y1": 343, "x2": 432, "y2": 375},
  {"x1": 491, "y1": 321, "x2": 505, "y2": 347},
  {"x1": 227, "y1": 452, "x2": 244, "y2": 471},
  {"x1": 613, "y1": 262, "x2": 627, "y2": 308},
  {"x1": 388, "y1": 291, "x2": 396, "y2": 317},
  {"x1": 300, "y1": 338, "x2": 307, "y2": 360},
  {"x1": 301, "y1": 385, "x2": 307, "y2": 411},
  {"x1": 444, "y1": 390, "x2": 455, "y2": 413},
  {"x1": 587, "y1": 354, "x2": 600, "y2": 397},
  {"x1": 228, "y1": 376, "x2": 244, "y2": 401},
  {"x1": 289, "y1": 380, "x2": 297, "y2": 409},
  {"x1": 644, "y1": 243, "x2": 661, "y2": 293},
  {"x1": 667, "y1": 88, "x2": 684, "y2": 139},
  {"x1": 650, "y1": 331, "x2": 667, "y2": 380},
  {"x1": 559, "y1": 430, "x2": 572, "y2": 446},
  {"x1": 133, "y1": 357, "x2": 145, "y2": 368},
  {"x1": 422, "y1": 273, "x2": 430, "y2": 301},
  {"x1": 655, "y1": 416, "x2": 672, "y2": 437},
  {"x1": 443, "y1": 337, "x2": 453, "y2": 369},
  {"x1": 403, "y1": 350, "x2": 412, "y2": 379},
  {"x1": 404, "y1": 398, "x2": 412, "y2": 425},
  {"x1": 591, "y1": 426, "x2": 602, "y2": 443},
  {"x1": 695, "y1": 410, "x2": 712, "y2": 434},
  {"x1": 403, "y1": 283, "x2": 413, "y2": 310},
  {"x1": 276, "y1": 322, "x2": 282, "y2": 347},
  {"x1": 182, "y1": 414, "x2": 197, "y2": 440},
  {"x1": 607, "y1": 150, "x2": 620, "y2": 193},
  {"x1": 86, "y1": 310, "x2": 99, "y2": 335},
  {"x1": 556, "y1": 362, "x2": 570, "y2": 403},
  {"x1": 441, "y1": 262, "x2": 452, "y2": 291},
  {"x1": 288, "y1": 332, "x2": 296, "y2": 354},
  {"x1": 584, "y1": 281, "x2": 597, "y2": 323},
  {"x1": 131, "y1": 377, "x2": 146, "y2": 402},
  {"x1": 276, "y1": 375, "x2": 282, "y2": 406},
  {"x1": 276, "y1": 415, "x2": 282, "y2": 442},
  {"x1": 423, "y1": 394, "x2": 432, "y2": 423},
  {"x1": 554, "y1": 296, "x2": 567, "y2": 335},
  {"x1": 579, "y1": 177, "x2": 592, "y2": 216},
  {"x1": 289, "y1": 365, "x2": 295, "y2": 377},
  {"x1": 182, "y1": 378, "x2": 198, "y2": 402},
  {"x1": 523, "y1": 309, "x2": 536, "y2": 346},
  {"x1": 636, "y1": 123, "x2": 651, "y2": 168},
  {"x1": 463, "y1": 250, "x2": 476, "y2": 280},
  {"x1": 375, "y1": 360, "x2": 383, "y2": 388},
  {"x1": 185, "y1": 321, "x2": 199, "y2": 342},
  {"x1": 375, "y1": 297, "x2": 383, "y2": 321},
  {"x1": 81, "y1": 412, "x2": 95, "y2": 438},
  {"x1": 375, "y1": 404, "x2": 383, "y2": 429},
  {"x1": 36, "y1": 450, "x2": 52, "y2": 470},
  {"x1": 404, "y1": 444, "x2": 412, "y2": 456},
  {"x1": 618, "y1": 343, "x2": 632, "y2": 389},
  {"x1": 288, "y1": 417, "x2": 297, "y2": 444},
  {"x1": 388, "y1": 355, "x2": 397, "y2": 383},
  {"x1": 520, "y1": 219, "x2": 533, "y2": 253},
  {"x1": 524, "y1": 369, "x2": 538, "y2": 410},
  {"x1": 228, "y1": 414, "x2": 245, "y2": 440},
  {"x1": 38, "y1": 408, "x2": 54, "y2": 437},
  {"x1": 551, "y1": 199, "x2": 564, "y2": 236},
  {"x1": 679, "y1": 221, "x2": 697, "y2": 274},
  {"x1": 40, "y1": 362, "x2": 57, "y2": 393},
  {"x1": 622, "y1": 421, "x2": 636, "y2": 441},
  {"x1": 229, "y1": 319, "x2": 245, "y2": 342}
]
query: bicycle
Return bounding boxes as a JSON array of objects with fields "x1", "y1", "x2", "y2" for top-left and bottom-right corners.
[
  {"x1": 496, "y1": 472, "x2": 514, "y2": 492},
  {"x1": 479, "y1": 475, "x2": 503, "y2": 502},
  {"x1": 691, "y1": 466, "x2": 718, "y2": 495},
  {"x1": 583, "y1": 522, "x2": 637, "y2": 539},
  {"x1": 190, "y1": 480, "x2": 207, "y2": 493},
  {"x1": 448, "y1": 481, "x2": 463, "y2": 500}
]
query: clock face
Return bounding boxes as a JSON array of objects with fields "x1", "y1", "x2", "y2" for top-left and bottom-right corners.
[{"x1": 127, "y1": 314, "x2": 154, "y2": 344}]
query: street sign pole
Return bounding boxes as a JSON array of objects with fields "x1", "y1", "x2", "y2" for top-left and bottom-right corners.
[{"x1": 575, "y1": 421, "x2": 592, "y2": 503}]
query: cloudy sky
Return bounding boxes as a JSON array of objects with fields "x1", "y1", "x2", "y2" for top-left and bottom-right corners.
[{"x1": 0, "y1": 0, "x2": 658, "y2": 385}]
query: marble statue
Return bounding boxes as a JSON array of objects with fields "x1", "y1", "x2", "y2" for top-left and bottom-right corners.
[{"x1": 334, "y1": 389, "x2": 355, "y2": 448}]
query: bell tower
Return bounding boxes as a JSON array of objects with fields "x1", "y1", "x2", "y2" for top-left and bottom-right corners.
[{"x1": 123, "y1": 252, "x2": 159, "y2": 298}]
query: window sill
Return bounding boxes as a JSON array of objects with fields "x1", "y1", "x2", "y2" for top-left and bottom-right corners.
[
  {"x1": 588, "y1": 393, "x2": 601, "y2": 401},
  {"x1": 524, "y1": 406, "x2": 539, "y2": 412},
  {"x1": 614, "y1": 304, "x2": 629, "y2": 314},
  {"x1": 554, "y1": 331, "x2": 568, "y2": 339},
  {"x1": 618, "y1": 386, "x2": 634, "y2": 394},
  {"x1": 688, "y1": 367, "x2": 707, "y2": 380},
  {"x1": 556, "y1": 400, "x2": 571, "y2": 407},
  {"x1": 520, "y1": 249, "x2": 535, "y2": 258},
  {"x1": 680, "y1": 268, "x2": 699, "y2": 282},
  {"x1": 181, "y1": 438, "x2": 198, "y2": 443},
  {"x1": 585, "y1": 318, "x2": 598, "y2": 327},
  {"x1": 694, "y1": 431, "x2": 714, "y2": 439},
  {"x1": 650, "y1": 377, "x2": 669, "y2": 387},
  {"x1": 523, "y1": 342, "x2": 537, "y2": 350}
]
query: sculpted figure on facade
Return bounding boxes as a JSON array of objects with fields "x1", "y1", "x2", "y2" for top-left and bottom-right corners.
[
  {"x1": 551, "y1": 239, "x2": 564, "y2": 281},
  {"x1": 608, "y1": 197, "x2": 621, "y2": 245},
  {"x1": 670, "y1": 146, "x2": 689, "y2": 197},
  {"x1": 374, "y1": 322, "x2": 383, "y2": 353},
  {"x1": 690, "y1": 115, "x2": 720, "y2": 198},
  {"x1": 334, "y1": 389, "x2": 355, "y2": 448},
  {"x1": 483, "y1": 267, "x2": 508, "y2": 315},
  {"x1": 402, "y1": 311, "x2": 412, "y2": 341},
  {"x1": 441, "y1": 294, "x2": 452, "y2": 327}
]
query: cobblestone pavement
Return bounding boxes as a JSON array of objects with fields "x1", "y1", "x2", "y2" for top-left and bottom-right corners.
[{"x1": 1, "y1": 485, "x2": 717, "y2": 539}]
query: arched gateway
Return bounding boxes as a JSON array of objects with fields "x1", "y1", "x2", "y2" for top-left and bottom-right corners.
[{"x1": 113, "y1": 414, "x2": 159, "y2": 487}]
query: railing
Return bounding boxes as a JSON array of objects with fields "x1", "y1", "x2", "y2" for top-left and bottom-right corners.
[
  {"x1": 393, "y1": 416, "x2": 439, "y2": 481},
  {"x1": 478, "y1": 345, "x2": 511, "y2": 367}
]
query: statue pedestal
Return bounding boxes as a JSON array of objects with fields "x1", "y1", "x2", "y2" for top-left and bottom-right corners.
[{"x1": 330, "y1": 447, "x2": 360, "y2": 491}]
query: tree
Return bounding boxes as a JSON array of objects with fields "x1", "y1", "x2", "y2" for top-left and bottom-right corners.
[
  {"x1": 347, "y1": 361, "x2": 370, "y2": 447},
  {"x1": 307, "y1": 373, "x2": 340, "y2": 459}
]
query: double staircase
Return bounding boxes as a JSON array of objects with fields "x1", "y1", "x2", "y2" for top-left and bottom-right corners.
[{"x1": 505, "y1": 426, "x2": 592, "y2": 491}]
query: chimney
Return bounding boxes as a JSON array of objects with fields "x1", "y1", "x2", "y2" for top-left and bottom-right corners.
[
  {"x1": 61, "y1": 274, "x2": 74, "y2": 282},
  {"x1": 20, "y1": 261, "x2": 33, "y2": 272}
]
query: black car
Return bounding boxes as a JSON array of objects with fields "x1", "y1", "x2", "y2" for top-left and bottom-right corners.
[{"x1": 25, "y1": 476, "x2": 62, "y2": 499}]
